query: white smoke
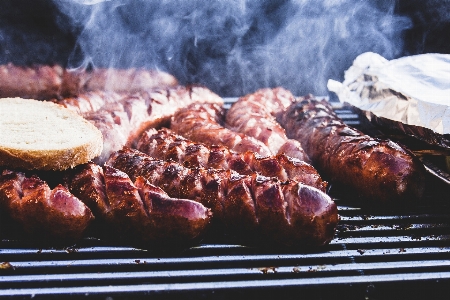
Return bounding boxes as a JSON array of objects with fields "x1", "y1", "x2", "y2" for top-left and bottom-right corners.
[{"x1": 56, "y1": 0, "x2": 412, "y2": 96}]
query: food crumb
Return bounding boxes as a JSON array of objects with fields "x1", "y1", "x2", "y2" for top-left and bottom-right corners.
[
  {"x1": 0, "y1": 262, "x2": 15, "y2": 270},
  {"x1": 259, "y1": 267, "x2": 277, "y2": 274},
  {"x1": 64, "y1": 246, "x2": 78, "y2": 253}
]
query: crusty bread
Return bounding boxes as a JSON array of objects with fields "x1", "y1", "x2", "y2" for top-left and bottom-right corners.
[{"x1": 0, "y1": 97, "x2": 103, "y2": 170}]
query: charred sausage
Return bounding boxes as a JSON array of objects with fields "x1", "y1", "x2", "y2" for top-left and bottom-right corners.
[
  {"x1": 137, "y1": 128, "x2": 327, "y2": 192},
  {"x1": 107, "y1": 147, "x2": 338, "y2": 247},
  {"x1": 0, "y1": 169, "x2": 94, "y2": 241},
  {"x1": 278, "y1": 96, "x2": 426, "y2": 205},
  {"x1": 57, "y1": 86, "x2": 224, "y2": 164},
  {"x1": 225, "y1": 87, "x2": 310, "y2": 163},
  {"x1": 65, "y1": 163, "x2": 212, "y2": 246},
  {"x1": 0, "y1": 63, "x2": 178, "y2": 99},
  {"x1": 171, "y1": 103, "x2": 272, "y2": 156},
  {"x1": 0, "y1": 162, "x2": 211, "y2": 246}
]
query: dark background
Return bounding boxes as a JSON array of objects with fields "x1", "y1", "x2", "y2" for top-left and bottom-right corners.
[{"x1": 0, "y1": 0, "x2": 448, "y2": 97}]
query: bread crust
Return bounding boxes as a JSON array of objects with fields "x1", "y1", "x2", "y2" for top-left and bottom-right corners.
[{"x1": 0, "y1": 98, "x2": 103, "y2": 171}]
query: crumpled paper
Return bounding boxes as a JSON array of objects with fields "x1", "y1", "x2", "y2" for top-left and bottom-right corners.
[{"x1": 327, "y1": 52, "x2": 450, "y2": 135}]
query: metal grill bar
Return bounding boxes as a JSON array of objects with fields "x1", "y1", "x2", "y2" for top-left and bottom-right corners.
[{"x1": 1, "y1": 205, "x2": 450, "y2": 298}]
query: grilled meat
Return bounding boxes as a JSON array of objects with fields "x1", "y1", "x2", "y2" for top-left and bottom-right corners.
[
  {"x1": 55, "y1": 90, "x2": 126, "y2": 115},
  {"x1": 107, "y1": 147, "x2": 338, "y2": 247},
  {"x1": 278, "y1": 96, "x2": 426, "y2": 205},
  {"x1": 171, "y1": 103, "x2": 272, "y2": 156},
  {"x1": 0, "y1": 169, "x2": 94, "y2": 240},
  {"x1": 0, "y1": 63, "x2": 178, "y2": 99},
  {"x1": 0, "y1": 64, "x2": 63, "y2": 100},
  {"x1": 58, "y1": 86, "x2": 224, "y2": 164},
  {"x1": 0, "y1": 162, "x2": 210, "y2": 246},
  {"x1": 137, "y1": 128, "x2": 327, "y2": 191},
  {"x1": 62, "y1": 68, "x2": 178, "y2": 96},
  {"x1": 225, "y1": 87, "x2": 310, "y2": 163},
  {"x1": 65, "y1": 163, "x2": 211, "y2": 246}
]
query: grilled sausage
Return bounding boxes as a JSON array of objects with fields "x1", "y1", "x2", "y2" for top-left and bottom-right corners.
[
  {"x1": 62, "y1": 68, "x2": 178, "y2": 96},
  {"x1": 136, "y1": 128, "x2": 327, "y2": 192},
  {"x1": 0, "y1": 63, "x2": 63, "y2": 100},
  {"x1": 57, "y1": 86, "x2": 224, "y2": 164},
  {"x1": 225, "y1": 87, "x2": 311, "y2": 163},
  {"x1": 0, "y1": 169, "x2": 94, "y2": 241},
  {"x1": 65, "y1": 163, "x2": 212, "y2": 246},
  {"x1": 0, "y1": 162, "x2": 211, "y2": 246},
  {"x1": 0, "y1": 63, "x2": 178, "y2": 99},
  {"x1": 278, "y1": 96, "x2": 426, "y2": 205},
  {"x1": 171, "y1": 103, "x2": 272, "y2": 156},
  {"x1": 107, "y1": 147, "x2": 338, "y2": 247}
]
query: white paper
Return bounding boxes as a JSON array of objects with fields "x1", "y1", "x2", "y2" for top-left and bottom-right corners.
[{"x1": 327, "y1": 52, "x2": 450, "y2": 135}]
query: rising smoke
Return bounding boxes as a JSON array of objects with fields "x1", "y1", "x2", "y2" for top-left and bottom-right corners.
[{"x1": 0, "y1": 0, "x2": 418, "y2": 96}]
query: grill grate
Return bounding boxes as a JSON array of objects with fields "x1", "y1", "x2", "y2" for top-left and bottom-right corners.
[
  {"x1": 1, "y1": 101, "x2": 449, "y2": 299},
  {"x1": 1, "y1": 202, "x2": 450, "y2": 299}
]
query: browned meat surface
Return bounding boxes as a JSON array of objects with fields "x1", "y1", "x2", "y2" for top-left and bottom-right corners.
[
  {"x1": 65, "y1": 163, "x2": 110, "y2": 220},
  {"x1": 0, "y1": 169, "x2": 94, "y2": 240},
  {"x1": 137, "y1": 128, "x2": 327, "y2": 191},
  {"x1": 0, "y1": 161, "x2": 210, "y2": 246},
  {"x1": 65, "y1": 163, "x2": 211, "y2": 246},
  {"x1": 138, "y1": 85, "x2": 224, "y2": 137},
  {"x1": 171, "y1": 103, "x2": 272, "y2": 157},
  {"x1": 0, "y1": 64, "x2": 178, "y2": 100},
  {"x1": 107, "y1": 147, "x2": 338, "y2": 247},
  {"x1": 82, "y1": 107, "x2": 131, "y2": 165},
  {"x1": 56, "y1": 91, "x2": 127, "y2": 115},
  {"x1": 0, "y1": 63, "x2": 63, "y2": 100},
  {"x1": 278, "y1": 96, "x2": 427, "y2": 205},
  {"x1": 58, "y1": 86, "x2": 224, "y2": 164},
  {"x1": 63, "y1": 68, "x2": 178, "y2": 96},
  {"x1": 225, "y1": 87, "x2": 311, "y2": 163}
]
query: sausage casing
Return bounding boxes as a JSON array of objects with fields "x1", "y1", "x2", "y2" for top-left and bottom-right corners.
[{"x1": 278, "y1": 96, "x2": 426, "y2": 205}]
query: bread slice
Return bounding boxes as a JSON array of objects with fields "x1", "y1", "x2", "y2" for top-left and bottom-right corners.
[{"x1": 0, "y1": 97, "x2": 103, "y2": 170}]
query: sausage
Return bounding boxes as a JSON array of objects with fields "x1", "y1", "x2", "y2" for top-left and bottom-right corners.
[
  {"x1": 57, "y1": 86, "x2": 224, "y2": 164},
  {"x1": 62, "y1": 68, "x2": 178, "y2": 96},
  {"x1": 0, "y1": 63, "x2": 63, "y2": 100},
  {"x1": 278, "y1": 96, "x2": 427, "y2": 205},
  {"x1": 225, "y1": 87, "x2": 311, "y2": 163},
  {"x1": 171, "y1": 103, "x2": 272, "y2": 156},
  {"x1": 0, "y1": 169, "x2": 94, "y2": 241},
  {"x1": 65, "y1": 163, "x2": 212, "y2": 247},
  {"x1": 107, "y1": 147, "x2": 338, "y2": 247},
  {"x1": 0, "y1": 162, "x2": 211, "y2": 246},
  {"x1": 0, "y1": 63, "x2": 178, "y2": 99},
  {"x1": 136, "y1": 128, "x2": 327, "y2": 192},
  {"x1": 55, "y1": 90, "x2": 127, "y2": 115}
]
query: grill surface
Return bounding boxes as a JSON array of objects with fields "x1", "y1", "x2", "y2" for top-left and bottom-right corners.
[{"x1": 1, "y1": 101, "x2": 449, "y2": 300}]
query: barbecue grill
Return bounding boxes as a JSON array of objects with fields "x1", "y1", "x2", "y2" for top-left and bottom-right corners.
[
  {"x1": 1, "y1": 101, "x2": 449, "y2": 300},
  {"x1": 1, "y1": 1, "x2": 450, "y2": 298}
]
